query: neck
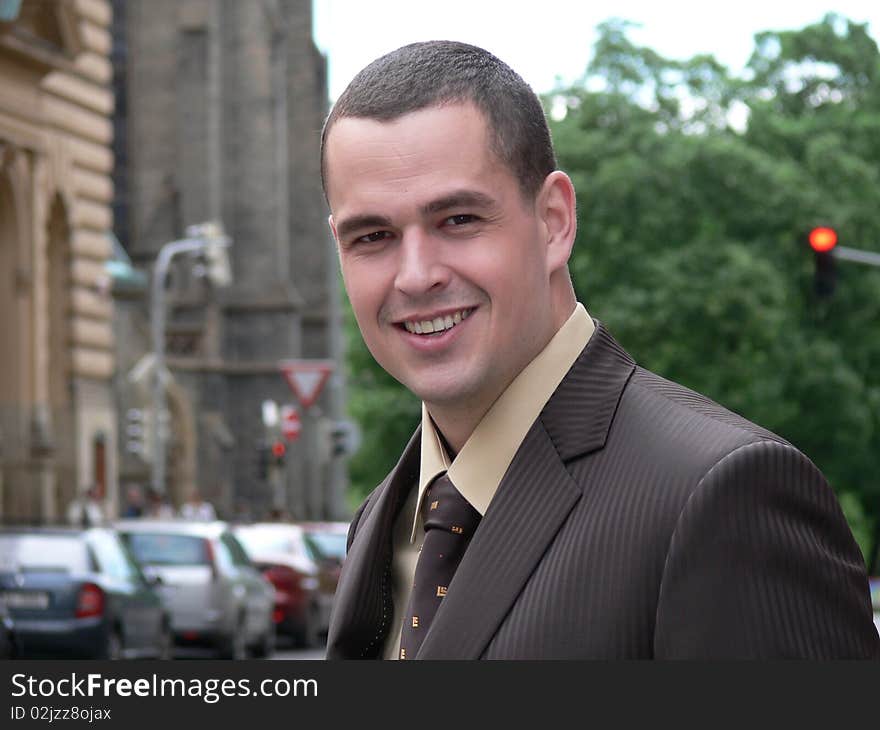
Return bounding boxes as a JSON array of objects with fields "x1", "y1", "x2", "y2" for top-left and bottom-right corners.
[
  {"x1": 427, "y1": 289, "x2": 577, "y2": 454},
  {"x1": 426, "y1": 401, "x2": 490, "y2": 457}
]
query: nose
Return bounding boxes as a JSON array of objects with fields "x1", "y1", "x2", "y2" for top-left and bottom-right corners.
[{"x1": 393, "y1": 227, "x2": 450, "y2": 296}]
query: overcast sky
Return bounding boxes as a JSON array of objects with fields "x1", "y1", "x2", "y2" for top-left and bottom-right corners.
[{"x1": 313, "y1": 1, "x2": 880, "y2": 102}]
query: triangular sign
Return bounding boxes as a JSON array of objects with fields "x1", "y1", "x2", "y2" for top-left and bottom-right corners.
[{"x1": 280, "y1": 360, "x2": 334, "y2": 409}]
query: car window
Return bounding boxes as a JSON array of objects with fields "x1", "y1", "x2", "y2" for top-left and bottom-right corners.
[
  {"x1": 121, "y1": 532, "x2": 212, "y2": 567},
  {"x1": 304, "y1": 532, "x2": 347, "y2": 561},
  {"x1": 212, "y1": 537, "x2": 234, "y2": 573},
  {"x1": 235, "y1": 527, "x2": 306, "y2": 559},
  {"x1": 221, "y1": 533, "x2": 253, "y2": 568},
  {"x1": 0, "y1": 534, "x2": 92, "y2": 573},
  {"x1": 88, "y1": 531, "x2": 138, "y2": 581}
]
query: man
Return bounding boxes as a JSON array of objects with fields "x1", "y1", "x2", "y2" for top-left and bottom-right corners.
[
  {"x1": 145, "y1": 488, "x2": 175, "y2": 520},
  {"x1": 179, "y1": 487, "x2": 217, "y2": 521},
  {"x1": 121, "y1": 484, "x2": 145, "y2": 518},
  {"x1": 322, "y1": 41, "x2": 880, "y2": 659},
  {"x1": 66, "y1": 484, "x2": 104, "y2": 528}
]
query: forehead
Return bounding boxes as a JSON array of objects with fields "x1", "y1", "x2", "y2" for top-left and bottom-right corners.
[{"x1": 324, "y1": 103, "x2": 512, "y2": 212}]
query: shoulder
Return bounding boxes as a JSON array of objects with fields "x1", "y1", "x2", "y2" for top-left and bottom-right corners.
[
  {"x1": 625, "y1": 366, "x2": 787, "y2": 445},
  {"x1": 606, "y1": 366, "x2": 796, "y2": 484},
  {"x1": 561, "y1": 363, "x2": 829, "y2": 539}
]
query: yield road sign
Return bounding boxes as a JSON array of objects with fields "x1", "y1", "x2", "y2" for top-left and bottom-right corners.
[
  {"x1": 280, "y1": 359, "x2": 334, "y2": 409},
  {"x1": 281, "y1": 405, "x2": 301, "y2": 442}
]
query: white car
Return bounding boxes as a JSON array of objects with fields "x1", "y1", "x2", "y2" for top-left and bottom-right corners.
[{"x1": 115, "y1": 519, "x2": 275, "y2": 659}]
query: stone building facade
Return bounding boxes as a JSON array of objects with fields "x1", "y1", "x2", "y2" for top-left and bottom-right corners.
[
  {"x1": 0, "y1": 0, "x2": 118, "y2": 523},
  {"x1": 112, "y1": 0, "x2": 348, "y2": 520}
]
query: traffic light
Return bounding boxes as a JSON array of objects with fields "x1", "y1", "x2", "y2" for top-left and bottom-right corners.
[
  {"x1": 809, "y1": 226, "x2": 837, "y2": 298},
  {"x1": 124, "y1": 408, "x2": 153, "y2": 461},
  {"x1": 331, "y1": 426, "x2": 347, "y2": 457},
  {"x1": 270, "y1": 440, "x2": 286, "y2": 466},
  {"x1": 327, "y1": 419, "x2": 362, "y2": 458},
  {"x1": 255, "y1": 440, "x2": 270, "y2": 480}
]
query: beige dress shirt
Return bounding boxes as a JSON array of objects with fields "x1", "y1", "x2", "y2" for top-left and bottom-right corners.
[{"x1": 383, "y1": 302, "x2": 595, "y2": 659}]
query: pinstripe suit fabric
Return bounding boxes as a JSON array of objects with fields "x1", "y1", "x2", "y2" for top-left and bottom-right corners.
[{"x1": 326, "y1": 322, "x2": 880, "y2": 659}]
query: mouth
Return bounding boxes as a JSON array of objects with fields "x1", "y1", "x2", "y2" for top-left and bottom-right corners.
[{"x1": 399, "y1": 308, "x2": 474, "y2": 336}]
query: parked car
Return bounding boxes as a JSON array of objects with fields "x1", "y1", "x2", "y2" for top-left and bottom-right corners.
[
  {"x1": 115, "y1": 519, "x2": 275, "y2": 659},
  {"x1": 0, "y1": 526, "x2": 172, "y2": 659},
  {"x1": 297, "y1": 521, "x2": 349, "y2": 635},
  {"x1": 233, "y1": 523, "x2": 323, "y2": 647}
]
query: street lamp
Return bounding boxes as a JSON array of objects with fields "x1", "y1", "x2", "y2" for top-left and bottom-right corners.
[{"x1": 150, "y1": 221, "x2": 232, "y2": 496}]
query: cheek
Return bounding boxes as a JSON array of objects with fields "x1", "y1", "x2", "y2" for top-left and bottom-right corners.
[
  {"x1": 479, "y1": 244, "x2": 544, "y2": 299},
  {"x1": 341, "y1": 260, "x2": 388, "y2": 330}
]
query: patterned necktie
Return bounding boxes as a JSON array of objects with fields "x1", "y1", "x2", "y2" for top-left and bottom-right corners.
[{"x1": 398, "y1": 473, "x2": 481, "y2": 659}]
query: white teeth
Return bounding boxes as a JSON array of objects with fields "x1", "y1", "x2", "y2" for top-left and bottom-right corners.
[{"x1": 403, "y1": 308, "x2": 473, "y2": 335}]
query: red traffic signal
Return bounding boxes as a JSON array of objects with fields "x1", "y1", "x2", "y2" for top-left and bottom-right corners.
[
  {"x1": 809, "y1": 227, "x2": 838, "y2": 253},
  {"x1": 270, "y1": 441, "x2": 286, "y2": 459}
]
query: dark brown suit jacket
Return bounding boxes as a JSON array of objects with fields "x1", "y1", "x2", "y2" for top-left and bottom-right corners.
[{"x1": 327, "y1": 322, "x2": 880, "y2": 659}]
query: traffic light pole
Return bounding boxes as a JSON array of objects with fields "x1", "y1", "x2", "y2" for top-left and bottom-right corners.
[
  {"x1": 833, "y1": 246, "x2": 880, "y2": 267},
  {"x1": 150, "y1": 223, "x2": 231, "y2": 497}
]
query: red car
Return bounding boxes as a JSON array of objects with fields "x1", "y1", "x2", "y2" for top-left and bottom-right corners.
[
  {"x1": 233, "y1": 523, "x2": 322, "y2": 647},
  {"x1": 296, "y1": 521, "x2": 349, "y2": 638}
]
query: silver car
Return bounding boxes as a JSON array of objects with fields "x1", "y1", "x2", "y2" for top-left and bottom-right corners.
[{"x1": 115, "y1": 519, "x2": 275, "y2": 659}]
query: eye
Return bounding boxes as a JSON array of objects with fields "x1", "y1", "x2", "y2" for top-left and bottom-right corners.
[
  {"x1": 354, "y1": 231, "x2": 392, "y2": 244},
  {"x1": 443, "y1": 214, "x2": 478, "y2": 226}
]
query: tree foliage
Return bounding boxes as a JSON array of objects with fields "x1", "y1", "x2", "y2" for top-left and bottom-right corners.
[{"x1": 342, "y1": 15, "x2": 880, "y2": 560}]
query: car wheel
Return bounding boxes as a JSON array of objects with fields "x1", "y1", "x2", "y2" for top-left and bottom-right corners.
[
  {"x1": 252, "y1": 619, "x2": 275, "y2": 659},
  {"x1": 220, "y1": 616, "x2": 247, "y2": 660},
  {"x1": 302, "y1": 603, "x2": 322, "y2": 649},
  {"x1": 100, "y1": 629, "x2": 123, "y2": 660},
  {"x1": 156, "y1": 620, "x2": 174, "y2": 660}
]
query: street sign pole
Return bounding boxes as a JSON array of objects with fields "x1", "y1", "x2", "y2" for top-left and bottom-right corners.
[
  {"x1": 305, "y1": 405, "x2": 322, "y2": 520},
  {"x1": 279, "y1": 360, "x2": 334, "y2": 520}
]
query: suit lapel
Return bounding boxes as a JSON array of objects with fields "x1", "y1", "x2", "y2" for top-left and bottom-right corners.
[
  {"x1": 325, "y1": 428, "x2": 420, "y2": 659},
  {"x1": 416, "y1": 420, "x2": 581, "y2": 658},
  {"x1": 417, "y1": 321, "x2": 636, "y2": 658}
]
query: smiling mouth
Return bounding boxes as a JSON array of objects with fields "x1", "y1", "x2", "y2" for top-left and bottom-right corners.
[{"x1": 401, "y1": 308, "x2": 474, "y2": 335}]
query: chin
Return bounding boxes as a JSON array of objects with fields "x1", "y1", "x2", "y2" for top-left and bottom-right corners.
[{"x1": 408, "y1": 375, "x2": 488, "y2": 413}]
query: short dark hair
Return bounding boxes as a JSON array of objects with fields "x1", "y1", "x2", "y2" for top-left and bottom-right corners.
[{"x1": 321, "y1": 40, "x2": 557, "y2": 201}]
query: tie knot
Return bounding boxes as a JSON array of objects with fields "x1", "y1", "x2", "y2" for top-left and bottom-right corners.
[{"x1": 422, "y1": 473, "x2": 481, "y2": 537}]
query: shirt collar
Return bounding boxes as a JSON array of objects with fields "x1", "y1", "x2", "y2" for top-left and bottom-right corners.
[{"x1": 411, "y1": 302, "x2": 594, "y2": 541}]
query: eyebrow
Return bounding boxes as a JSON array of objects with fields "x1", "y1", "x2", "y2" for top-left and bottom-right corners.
[
  {"x1": 335, "y1": 214, "x2": 393, "y2": 242},
  {"x1": 420, "y1": 190, "x2": 497, "y2": 216}
]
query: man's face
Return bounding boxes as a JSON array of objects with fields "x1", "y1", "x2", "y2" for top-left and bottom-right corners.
[{"x1": 325, "y1": 103, "x2": 560, "y2": 417}]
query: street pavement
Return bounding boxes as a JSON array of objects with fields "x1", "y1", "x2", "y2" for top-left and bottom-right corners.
[
  {"x1": 170, "y1": 635, "x2": 326, "y2": 660},
  {"x1": 270, "y1": 644, "x2": 326, "y2": 660}
]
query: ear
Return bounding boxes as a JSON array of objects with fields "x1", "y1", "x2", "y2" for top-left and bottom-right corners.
[
  {"x1": 536, "y1": 171, "x2": 577, "y2": 274},
  {"x1": 328, "y1": 214, "x2": 344, "y2": 266}
]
